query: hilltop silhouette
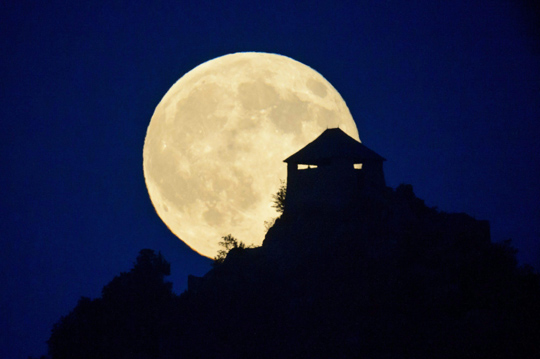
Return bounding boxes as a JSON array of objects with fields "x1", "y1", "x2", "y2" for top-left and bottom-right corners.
[
  {"x1": 38, "y1": 130, "x2": 540, "y2": 358},
  {"x1": 180, "y1": 183, "x2": 540, "y2": 359}
]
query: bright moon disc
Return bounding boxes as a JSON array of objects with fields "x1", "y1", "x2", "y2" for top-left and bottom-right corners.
[{"x1": 143, "y1": 52, "x2": 359, "y2": 258}]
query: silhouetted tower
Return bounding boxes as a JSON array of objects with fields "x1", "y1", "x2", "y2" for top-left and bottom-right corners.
[{"x1": 284, "y1": 128, "x2": 386, "y2": 212}]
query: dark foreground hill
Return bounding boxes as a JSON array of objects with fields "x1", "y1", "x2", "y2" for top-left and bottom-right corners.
[{"x1": 42, "y1": 185, "x2": 540, "y2": 359}]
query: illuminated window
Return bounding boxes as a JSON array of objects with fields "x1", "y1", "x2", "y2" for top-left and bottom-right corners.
[
  {"x1": 354, "y1": 163, "x2": 363, "y2": 169},
  {"x1": 298, "y1": 164, "x2": 317, "y2": 170}
]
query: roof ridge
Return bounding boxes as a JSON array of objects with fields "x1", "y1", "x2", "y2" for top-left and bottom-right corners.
[{"x1": 284, "y1": 128, "x2": 385, "y2": 164}]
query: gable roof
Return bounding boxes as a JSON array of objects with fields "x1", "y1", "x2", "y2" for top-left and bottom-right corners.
[{"x1": 284, "y1": 128, "x2": 385, "y2": 164}]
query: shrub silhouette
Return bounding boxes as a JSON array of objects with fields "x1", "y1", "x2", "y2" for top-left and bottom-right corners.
[
  {"x1": 213, "y1": 234, "x2": 246, "y2": 266},
  {"x1": 272, "y1": 180, "x2": 287, "y2": 214}
]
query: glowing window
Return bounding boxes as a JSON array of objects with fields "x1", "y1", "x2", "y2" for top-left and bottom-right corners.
[
  {"x1": 298, "y1": 164, "x2": 317, "y2": 170},
  {"x1": 354, "y1": 163, "x2": 363, "y2": 169}
]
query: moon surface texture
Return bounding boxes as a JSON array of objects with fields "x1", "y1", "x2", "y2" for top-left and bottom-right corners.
[{"x1": 143, "y1": 52, "x2": 359, "y2": 258}]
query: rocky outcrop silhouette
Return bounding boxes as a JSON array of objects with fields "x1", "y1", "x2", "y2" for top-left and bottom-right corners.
[{"x1": 179, "y1": 184, "x2": 539, "y2": 359}]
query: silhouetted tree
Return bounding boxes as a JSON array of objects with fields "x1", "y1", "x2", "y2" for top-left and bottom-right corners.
[
  {"x1": 213, "y1": 234, "x2": 245, "y2": 266},
  {"x1": 272, "y1": 180, "x2": 286, "y2": 214},
  {"x1": 47, "y1": 249, "x2": 176, "y2": 359}
]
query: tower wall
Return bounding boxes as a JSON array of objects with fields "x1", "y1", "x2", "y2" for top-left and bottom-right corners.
[
  {"x1": 286, "y1": 160, "x2": 386, "y2": 214},
  {"x1": 363, "y1": 161, "x2": 386, "y2": 188},
  {"x1": 286, "y1": 161, "x2": 361, "y2": 213}
]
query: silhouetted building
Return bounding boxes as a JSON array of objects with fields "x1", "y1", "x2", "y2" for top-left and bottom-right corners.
[{"x1": 284, "y1": 128, "x2": 385, "y2": 212}]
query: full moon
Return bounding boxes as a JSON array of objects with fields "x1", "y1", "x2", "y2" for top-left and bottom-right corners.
[{"x1": 143, "y1": 52, "x2": 359, "y2": 258}]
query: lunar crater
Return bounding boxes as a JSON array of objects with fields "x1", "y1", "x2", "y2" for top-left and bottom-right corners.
[
  {"x1": 307, "y1": 78, "x2": 328, "y2": 98},
  {"x1": 238, "y1": 79, "x2": 280, "y2": 111}
]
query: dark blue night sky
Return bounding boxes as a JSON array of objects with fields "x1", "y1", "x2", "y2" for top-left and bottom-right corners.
[{"x1": 1, "y1": 1, "x2": 539, "y2": 358}]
